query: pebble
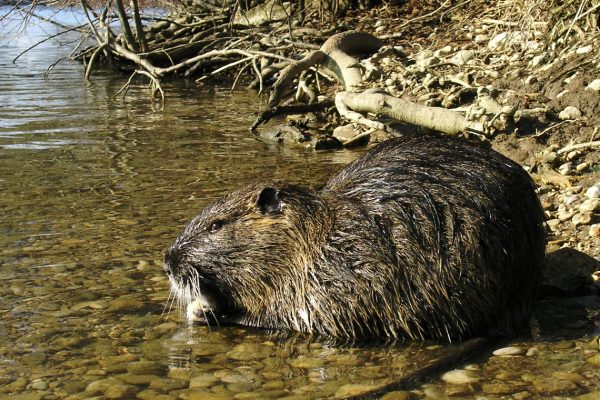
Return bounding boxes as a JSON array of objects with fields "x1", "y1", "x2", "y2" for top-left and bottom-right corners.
[
  {"x1": 576, "y1": 45, "x2": 593, "y2": 54},
  {"x1": 30, "y1": 379, "x2": 48, "y2": 390},
  {"x1": 105, "y1": 384, "x2": 138, "y2": 399},
  {"x1": 572, "y1": 212, "x2": 592, "y2": 226},
  {"x1": 526, "y1": 347, "x2": 540, "y2": 356},
  {"x1": 559, "y1": 106, "x2": 582, "y2": 120},
  {"x1": 482, "y1": 382, "x2": 522, "y2": 395},
  {"x1": 334, "y1": 384, "x2": 379, "y2": 398},
  {"x1": 127, "y1": 361, "x2": 168, "y2": 376},
  {"x1": 226, "y1": 343, "x2": 272, "y2": 361},
  {"x1": 585, "y1": 185, "x2": 600, "y2": 199},
  {"x1": 441, "y1": 369, "x2": 481, "y2": 384},
  {"x1": 580, "y1": 199, "x2": 599, "y2": 213},
  {"x1": 380, "y1": 391, "x2": 415, "y2": 400},
  {"x1": 586, "y1": 79, "x2": 600, "y2": 91},
  {"x1": 189, "y1": 374, "x2": 220, "y2": 389},
  {"x1": 149, "y1": 378, "x2": 188, "y2": 391},
  {"x1": 589, "y1": 224, "x2": 600, "y2": 238},
  {"x1": 586, "y1": 354, "x2": 600, "y2": 366},
  {"x1": 546, "y1": 218, "x2": 561, "y2": 230},
  {"x1": 564, "y1": 194, "x2": 579, "y2": 206},
  {"x1": 551, "y1": 371, "x2": 586, "y2": 383},
  {"x1": 576, "y1": 162, "x2": 589, "y2": 172},
  {"x1": 493, "y1": 346, "x2": 526, "y2": 356},
  {"x1": 450, "y1": 50, "x2": 474, "y2": 65},
  {"x1": 532, "y1": 378, "x2": 577, "y2": 394},
  {"x1": 558, "y1": 162, "x2": 572, "y2": 175}
]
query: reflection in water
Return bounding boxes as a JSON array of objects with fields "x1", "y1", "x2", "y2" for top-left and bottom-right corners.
[{"x1": 1, "y1": 6, "x2": 600, "y2": 400}]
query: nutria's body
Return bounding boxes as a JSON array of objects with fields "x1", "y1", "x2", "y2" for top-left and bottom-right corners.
[{"x1": 164, "y1": 134, "x2": 546, "y2": 341}]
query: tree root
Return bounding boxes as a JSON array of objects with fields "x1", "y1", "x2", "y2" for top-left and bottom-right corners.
[{"x1": 268, "y1": 31, "x2": 382, "y2": 107}]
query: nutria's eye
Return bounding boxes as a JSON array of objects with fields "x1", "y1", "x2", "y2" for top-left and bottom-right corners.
[{"x1": 208, "y1": 220, "x2": 223, "y2": 233}]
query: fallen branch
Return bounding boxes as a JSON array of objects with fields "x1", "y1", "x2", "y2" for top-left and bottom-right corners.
[
  {"x1": 335, "y1": 90, "x2": 484, "y2": 136},
  {"x1": 556, "y1": 140, "x2": 600, "y2": 155}
]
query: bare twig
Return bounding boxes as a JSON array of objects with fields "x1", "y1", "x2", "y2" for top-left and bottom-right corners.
[{"x1": 556, "y1": 140, "x2": 600, "y2": 155}]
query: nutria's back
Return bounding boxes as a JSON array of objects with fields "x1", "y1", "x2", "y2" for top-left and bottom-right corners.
[{"x1": 164, "y1": 134, "x2": 546, "y2": 341}]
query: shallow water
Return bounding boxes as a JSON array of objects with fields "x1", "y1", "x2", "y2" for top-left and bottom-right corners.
[{"x1": 1, "y1": 6, "x2": 600, "y2": 400}]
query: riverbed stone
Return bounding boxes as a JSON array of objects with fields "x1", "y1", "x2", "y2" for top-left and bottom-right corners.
[
  {"x1": 441, "y1": 369, "x2": 480, "y2": 384},
  {"x1": 188, "y1": 390, "x2": 231, "y2": 400},
  {"x1": 148, "y1": 378, "x2": 188, "y2": 391},
  {"x1": 380, "y1": 391, "x2": 415, "y2": 400},
  {"x1": 104, "y1": 383, "x2": 138, "y2": 399},
  {"x1": 189, "y1": 374, "x2": 220, "y2": 389},
  {"x1": 586, "y1": 354, "x2": 600, "y2": 366},
  {"x1": 30, "y1": 379, "x2": 48, "y2": 390},
  {"x1": 85, "y1": 378, "x2": 123, "y2": 395},
  {"x1": 290, "y1": 356, "x2": 323, "y2": 369},
  {"x1": 493, "y1": 346, "x2": 526, "y2": 356},
  {"x1": 532, "y1": 378, "x2": 577, "y2": 394},
  {"x1": 127, "y1": 361, "x2": 167, "y2": 376},
  {"x1": 226, "y1": 343, "x2": 272, "y2": 361},
  {"x1": 334, "y1": 384, "x2": 379, "y2": 398},
  {"x1": 121, "y1": 374, "x2": 159, "y2": 385}
]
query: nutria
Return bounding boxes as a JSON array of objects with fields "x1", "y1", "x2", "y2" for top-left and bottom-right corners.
[{"x1": 164, "y1": 134, "x2": 546, "y2": 341}]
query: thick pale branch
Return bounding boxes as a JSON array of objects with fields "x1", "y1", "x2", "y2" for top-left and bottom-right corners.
[
  {"x1": 268, "y1": 31, "x2": 382, "y2": 107},
  {"x1": 336, "y1": 91, "x2": 483, "y2": 135}
]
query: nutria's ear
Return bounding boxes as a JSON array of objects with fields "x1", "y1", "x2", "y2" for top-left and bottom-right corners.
[{"x1": 257, "y1": 187, "x2": 283, "y2": 214}]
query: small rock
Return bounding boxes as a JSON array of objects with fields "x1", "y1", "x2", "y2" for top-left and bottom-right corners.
[
  {"x1": 586, "y1": 79, "x2": 600, "y2": 91},
  {"x1": 530, "y1": 54, "x2": 545, "y2": 67},
  {"x1": 450, "y1": 50, "x2": 474, "y2": 65},
  {"x1": 105, "y1": 384, "x2": 138, "y2": 399},
  {"x1": 380, "y1": 391, "x2": 415, "y2": 400},
  {"x1": 572, "y1": 212, "x2": 592, "y2": 226},
  {"x1": 30, "y1": 379, "x2": 48, "y2": 390},
  {"x1": 585, "y1": 185, "x2": 600, "y2": 199},
  {"x1": 226, "y1": 343, "x2": 272, "y2": 361},
  {"x1": 587, "y1": 353, "x2": 600, "y2": 366},
  {"x1": 576, "y1": 162, "x2": 589, "y2": 173},
  {"x1": 189, "y1": 374, "x2": 220, "y2": 389},
  {"x1": 525, "y1": 75, "x2": 538, "y2": 84},
  {"x1": 533, "y1": 378, "x2": 577, "y2": 394},
  {"x1": 580, "y1": 199, "x2": 600, "y2": 213},
  {"x1": 488, "y1": 32, "x2": 508, "y2": 49},
  {"x1": 566, "y1": 150, "x2": 581, "y2": 160},
  {"x1": 564, "y1": 194, "x2": 579, "y2": 206},
  {"x1": 335, "y1": 384, "x2": 379, "y2": 398},
  {"x1": 589, "y1": 224, "x2": 600, "y2": 238},
  {"x1": 526, "y1": 347, "x2": 539, "y2": 356},
  {"x1": 546, "y1": 218, "x2": 561, "y2": 230},
  {"x1": 149, "y1": 378, "x2": 188, "y2": 391},
  {"x1": 441, "y1": 369, "x2": 481, "y2": 384},
  {"x1": 493, "y1": 346, "x2": 526, "y2": 356},
  {"x1": 576, "y1": 45, "x2": 593, "y2": 54},
  {"x1": 551, "y1": 371, "x2": 586, "y2": 384},
  {"x1": 127, "y1": 361, "x2": 168, "y2": 376},
  {"x1": 558, "y1": 162, "x2": 572, "y2": 175},
  {"x1": 559, "y1": 106, "x2": 582, "y2": 120},
  {"x1": 483, "y1": 382, "x2": 521, "y2": 395},
  {"x1": 575, "y1": 391, "x2": 600, "y2": 400}
]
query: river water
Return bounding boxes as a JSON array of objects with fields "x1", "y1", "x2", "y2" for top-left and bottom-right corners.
[{"x1": 1, "y1": 6, "x2": 600, "y2": 400}]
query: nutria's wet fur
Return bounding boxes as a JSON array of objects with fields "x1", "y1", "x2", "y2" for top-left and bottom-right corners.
[{"x1": 164, "y1": 134, "x2": 546, "y2": 341}]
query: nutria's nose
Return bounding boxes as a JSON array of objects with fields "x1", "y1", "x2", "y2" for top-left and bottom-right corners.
[{"x1": 163, "y1": 246, "x2": 184, "y2": 275}]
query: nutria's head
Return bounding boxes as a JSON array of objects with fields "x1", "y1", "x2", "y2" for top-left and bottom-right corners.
[{"x1": 164, "y1": 181, "x2": 330, "y2": 331}]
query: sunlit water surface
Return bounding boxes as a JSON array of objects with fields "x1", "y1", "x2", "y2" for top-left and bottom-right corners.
[{"x1": 1, "y1": 6, "x2": 600, "y2": 400}]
